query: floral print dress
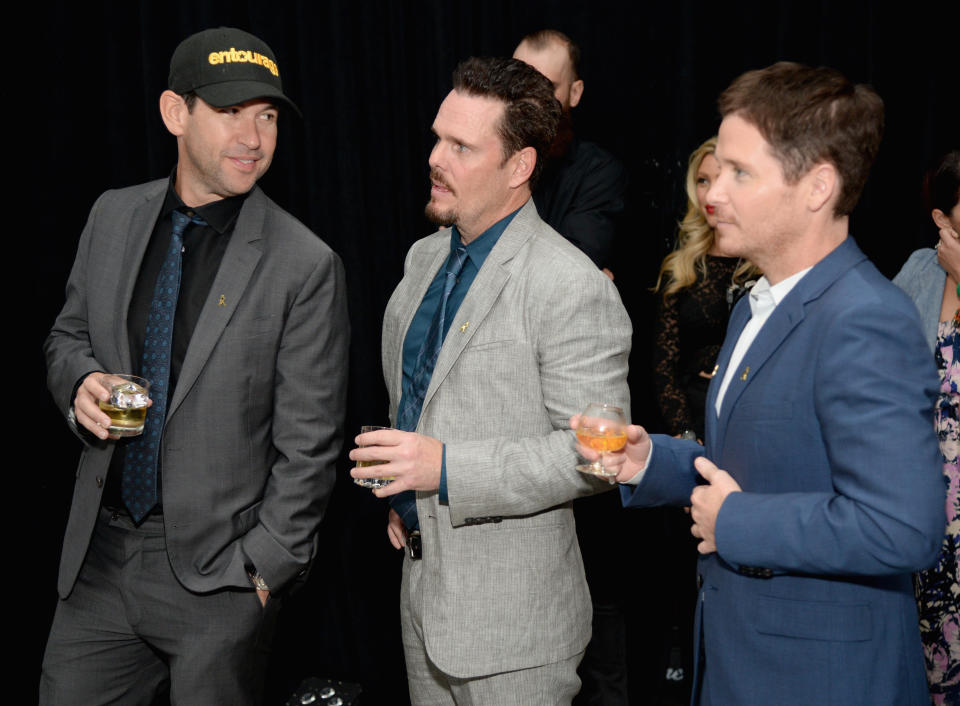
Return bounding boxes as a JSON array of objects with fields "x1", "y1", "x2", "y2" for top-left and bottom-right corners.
[{"x1": 915, "y1": 312, "x2": 960, "y2": 705}]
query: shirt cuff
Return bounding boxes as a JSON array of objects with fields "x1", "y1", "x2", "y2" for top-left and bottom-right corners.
[
  {"x1": 68, "y1": 370, "x2": 104, "y2": 434},
  {"x1": 439, "y1": 444, "x2": 448, "y2": 503},
  {"x1": 622, "y1": 440, "x2": 654, "y2": 486}
]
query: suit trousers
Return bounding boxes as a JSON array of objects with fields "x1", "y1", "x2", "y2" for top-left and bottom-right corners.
[
  {"x1": 400, "y1": 553, "x2": 583, "y2": 705},
  {"x1": 40, "y1": 508, "x2": 279, "y2": 706}
]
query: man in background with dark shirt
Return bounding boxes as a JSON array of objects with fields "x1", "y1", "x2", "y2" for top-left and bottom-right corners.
[
  {"x1": 513, "y1": 29, "x2": 627, "y2": 278},
  {"x1": 40, "y1": 27, "x2": 348, "y2": 704}
]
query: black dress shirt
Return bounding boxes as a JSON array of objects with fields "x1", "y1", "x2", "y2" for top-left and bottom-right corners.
[
  {"x1": 103, "y1": 175, "x2": 247, "y2": 513},
  {"x1": 533, "y1": 137, "x2": 627, "y2": 268}
]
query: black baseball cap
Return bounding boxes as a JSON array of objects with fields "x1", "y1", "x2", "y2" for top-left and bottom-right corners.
[{"x1": 168, "y1": 27, "x2": 301, "y2": 116}]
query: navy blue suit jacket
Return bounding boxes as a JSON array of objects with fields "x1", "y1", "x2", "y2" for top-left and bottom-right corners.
[{"x1": 622, "y1": 237, "x2": 944, "y2": 705}]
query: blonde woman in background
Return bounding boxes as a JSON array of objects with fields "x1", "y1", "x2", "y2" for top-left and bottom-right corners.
[
  {"x1": 653, "y1": 137, "x2": 759, "y2": 440},
  {"x1": 646, "y1": 137, "x2": 759, "y2": 703}
]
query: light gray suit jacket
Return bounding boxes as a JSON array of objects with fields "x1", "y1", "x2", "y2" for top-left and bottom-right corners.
[
  {"x1": 382, "y1": 200, "x2": 632, "y2": 678},
  {"x1": 45, "y1": 178, "x2": 349, "y2": 598}
]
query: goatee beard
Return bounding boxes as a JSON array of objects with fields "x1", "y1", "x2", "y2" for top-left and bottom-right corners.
[
  {"x1": 426, "y1": 169, "x2": 456, "y2": 226},
  {"x1": 425, "y1": 201, "x2": 455, "y2": 227}
]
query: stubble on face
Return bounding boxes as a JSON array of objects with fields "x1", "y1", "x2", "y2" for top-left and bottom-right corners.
[
  {"x1": 176, "y1": 99, "x2": 276, "y2": 206},
  {"x1": 425, "y1": 167, "x2": 456, "y2": 226},
  {"x1": 710, "y1": 114, "x2": 824, "y2": 283}
]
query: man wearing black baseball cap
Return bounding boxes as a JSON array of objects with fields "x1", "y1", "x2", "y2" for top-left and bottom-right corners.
[{"x1": 40, "y1": 27, "x2": 348, "y2": 704}]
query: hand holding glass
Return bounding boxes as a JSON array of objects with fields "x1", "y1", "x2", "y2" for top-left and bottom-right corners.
[
  {"x1": 354, "y1": 425, "x2": 395, "y2": 489},
  {"x1": 97, "y1": 374, "x2": 151, "y2": 437},
  {"x1": 575, "y1": 403, "x2": 627, "y2": 483}
]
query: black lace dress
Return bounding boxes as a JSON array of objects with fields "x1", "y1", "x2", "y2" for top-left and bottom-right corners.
[{"x1": 653, "y1": 256, "x2": 744, "y2": 438}]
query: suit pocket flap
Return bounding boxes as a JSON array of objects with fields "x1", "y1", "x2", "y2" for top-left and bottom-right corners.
[{"x1": 755, "y1": 595, "x2": 872, "y2": 642}]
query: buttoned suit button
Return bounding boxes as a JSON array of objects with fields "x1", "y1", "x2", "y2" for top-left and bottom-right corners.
[{"x1": 95, "y1": 476, "x2": 103, "y2": 488}]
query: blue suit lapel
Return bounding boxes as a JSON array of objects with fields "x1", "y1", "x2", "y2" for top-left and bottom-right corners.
[
  {"x1": 710, "y1": 237, "x2": 868, "y2": 453},
  {"x1": 706, "y1": 297, "x2": 750, "y2": 453},
  {"x1": 713, "y1": 295, "x2": 806, "y2": 449}
]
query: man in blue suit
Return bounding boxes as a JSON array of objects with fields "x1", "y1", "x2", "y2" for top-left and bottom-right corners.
[{"x1": 578, "y1": 62, "x2": 944, "y2": 704}]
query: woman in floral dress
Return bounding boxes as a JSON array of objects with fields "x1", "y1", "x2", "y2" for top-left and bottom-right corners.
[{"x1": 894, "y1": 149, "x2": 960, "y2": 704}]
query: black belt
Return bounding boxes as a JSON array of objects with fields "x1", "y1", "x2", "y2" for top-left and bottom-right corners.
[
  {"x1": 102, "y1": 505, "x2": 164, "y2": 522},
  {"x1": 406, "y1": 530, "x2": 422, "y2": 560}
]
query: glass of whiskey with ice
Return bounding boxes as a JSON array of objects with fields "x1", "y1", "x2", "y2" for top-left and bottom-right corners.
[{"x1": 98, "y1": 374, "x2": 151, "y2": 437}]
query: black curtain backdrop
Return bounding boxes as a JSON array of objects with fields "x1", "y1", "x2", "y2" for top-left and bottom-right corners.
[{"x1": 22, "y1": 1, "x2": 957, "y2": 703}]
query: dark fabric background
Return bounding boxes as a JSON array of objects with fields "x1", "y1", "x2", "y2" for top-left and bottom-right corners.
[{"x1": 22, "y1": 1, "x2": 957, "y2": 703}]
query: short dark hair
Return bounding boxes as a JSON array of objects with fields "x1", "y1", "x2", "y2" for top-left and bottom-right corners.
[
  {"x1": 518, "y1": 29, "x2": 581, "y2": 80},
  {"x1": 929, "y1": 149, "x2": 960, "y2": 215},
  {"x1": 180, "y1": 91, "x2": 199, "y2": 113},
  {"x1": 718, "y1": 61, "x2": 884, "y2": 217},
  {"x1": 452, "y1": 56, "x2": 560, "y2": 190}
]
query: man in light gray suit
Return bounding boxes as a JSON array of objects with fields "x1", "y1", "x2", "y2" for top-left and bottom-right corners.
[
  {"x1": 41, "y1": 27, "x2": 348, "y2": 704},
  {"x1": 350, "y1": 57, "x2": 631, "y2": 704}
]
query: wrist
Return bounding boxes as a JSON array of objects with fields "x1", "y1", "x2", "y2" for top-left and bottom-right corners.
[{"x1": 247, "y1": 568, "x2": 270, "y2": 592}]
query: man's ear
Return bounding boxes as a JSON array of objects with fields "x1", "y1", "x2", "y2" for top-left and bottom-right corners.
[
  {"x1": 159, "y1": 90, "x2": 188, "y2": 137},
  {"x1": 509, "y1": 146, "x2": 537, "y2": 188},
  {"x1": 806, "y1": 162, "x2": 838, "y2": 213},
  {"x1": 569, "y1": 79, "x2": 584, "y2": 109}
]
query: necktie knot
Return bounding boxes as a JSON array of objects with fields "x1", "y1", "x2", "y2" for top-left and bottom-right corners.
[
  {"x1": 447, "y1": 246, "x2": 468, "y2": 279},
  {"x1": 171, "y1": 210, "x2": 207, "y2": 238}
]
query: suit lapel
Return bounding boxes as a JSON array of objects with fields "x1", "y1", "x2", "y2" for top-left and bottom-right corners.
[
  {"x1": 420, "y1": 202, "x2": 536, "y2": 414},
  {"x1": 713, "y1": 296, "x2": 806, "y2": 448},
  {"x1": 166, "y1": 188, "x2": 265, "y2": 419},
  {"x1": 706, "y1": 298, "x2": 750, "y2": 452},
  {"x1": 712, "y1": 237, "x2": 868, "y2": 450},
  {"x1": 386, "y1": 239, "x2": 449, "y2": 404},
  {"x1": 115, "y1": 184, "x2": 166, "y2": 372}
]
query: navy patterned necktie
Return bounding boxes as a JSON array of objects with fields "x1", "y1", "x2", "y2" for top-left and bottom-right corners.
[
  {"x1": 122, "y1": 210, "x2": 206, "y2": 522},
  {"x1": 391, "y1": 245, "x2": 468, "y2": 530}
]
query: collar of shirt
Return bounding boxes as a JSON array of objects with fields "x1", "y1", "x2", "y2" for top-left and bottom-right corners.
[
  {"x1": 400, "y1": 206, "x2": 523, "y2": 378},
  {"x1": 749, "y1": 267, "x2": 813, "y2": 315},
  {"x1": 161, "y1": 171, "x2": 248, "y2": 234},
  {"x1": 449, "y1": 206, "x2": 520, "y2": 270},
  {"x1": 714, "y1": 266, "x2": 813, "y2": 415}
]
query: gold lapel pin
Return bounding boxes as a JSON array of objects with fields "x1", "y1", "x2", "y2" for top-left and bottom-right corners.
[
  {"x1": 459, "y1": 321, "x2": 470, "y2": 333},
  {"x1": 740, "y1": 366, "x2": 750, "y2": 381},
  {"x1": 218, "y1": 294, "x2": 226, "y2": 306}
]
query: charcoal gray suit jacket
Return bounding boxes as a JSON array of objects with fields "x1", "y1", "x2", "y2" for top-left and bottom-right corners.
[{"x1": 45, "y1": 178, "x2": 349, "y2": 598}]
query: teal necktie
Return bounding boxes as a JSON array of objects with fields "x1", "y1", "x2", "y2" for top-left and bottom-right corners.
[{"x1": 391, "y1": 245, "x2": 468, "y2": 530}]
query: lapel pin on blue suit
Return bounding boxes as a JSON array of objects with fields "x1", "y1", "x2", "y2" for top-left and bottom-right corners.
[
  {"x1": 218, "y1": 294, "x2": 226, "y2": 306},
  {"x1": 740, "y1": 366, "x2": 750, "y2": 381},
  {"x1": 459, "y1": 321, "x2": 469, "y2": 332}
]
